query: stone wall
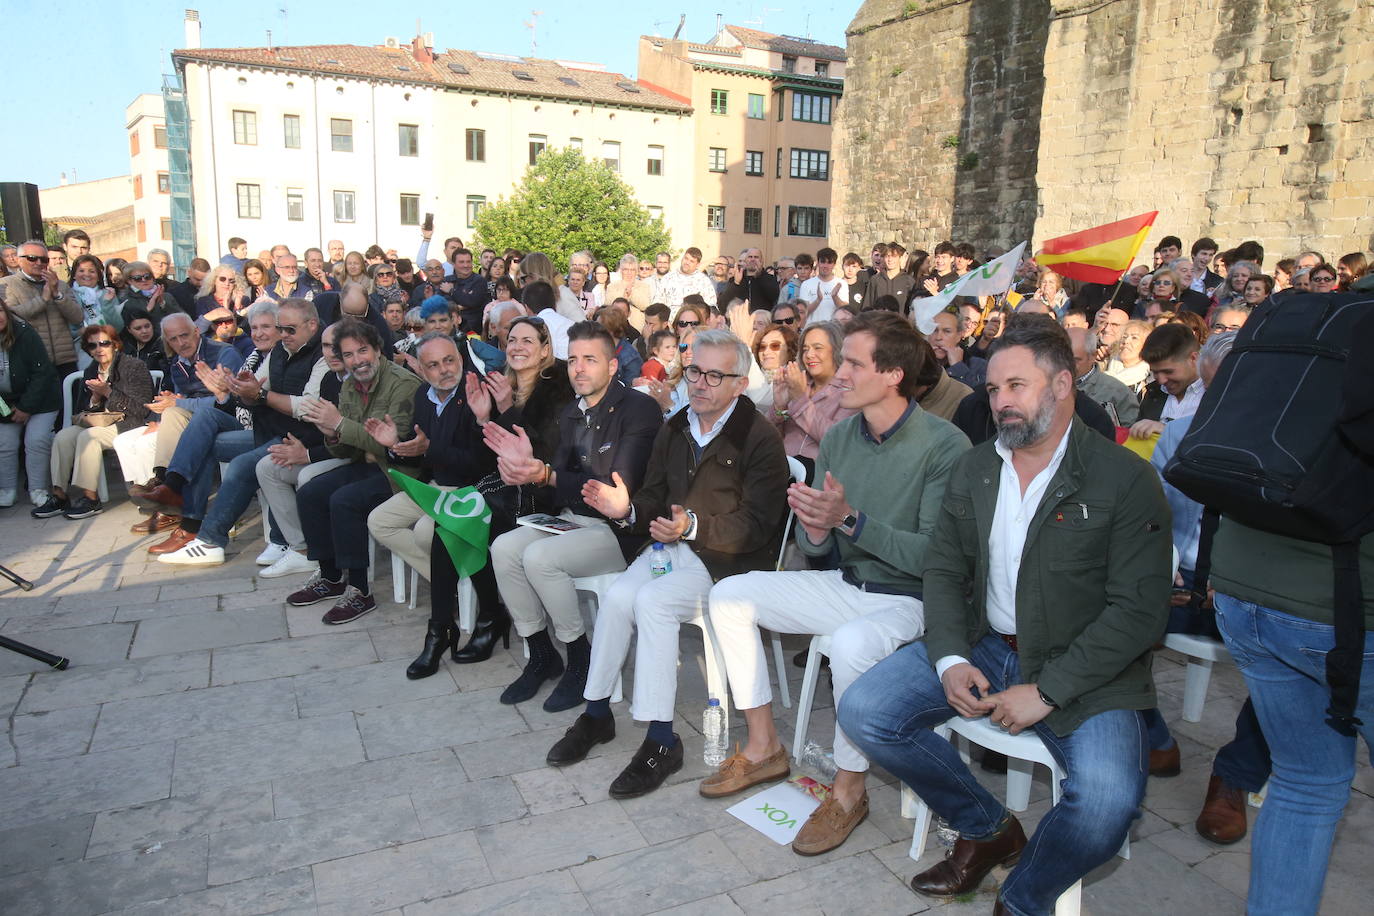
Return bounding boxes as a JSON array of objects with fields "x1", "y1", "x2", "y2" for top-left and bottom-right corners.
[{"x1": 833, "y1": 0, "x2": 1374, "y2": 262}]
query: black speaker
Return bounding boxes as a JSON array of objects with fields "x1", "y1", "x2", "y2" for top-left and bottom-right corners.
[{"x1": 0, "y1": 182, "x2": 43, "y2": 243}]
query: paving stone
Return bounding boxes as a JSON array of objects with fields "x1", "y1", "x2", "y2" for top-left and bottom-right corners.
[
  {"x1": 412, "y1": 775, "x2": 529, "y2": 837},
  {"x1": 512, "y1": 765, "x2": 588, "y2": 815},
  {"x1": 0, "y1": 741, "x2": 174, "y2": 832},
  {"x1": 713, "y1": 813, "x2": 892, "y2": 883},
  {"x1": 0, "y1": 622, "x2": 136, "y2": 675},
  {"x1": 616, "y1": 778, "x2": 737, "y2": 843},
  {"x1": 172, "y1": 712, "x2": 364, "y2": 795},
  {"x1": 114, "y1": 866, "x2": 317, "y2": 915},
  {"x1": 312, "y1": 832, "x2": 491, "y2": 914},
  {"x1": 0, "y1": 812, "x2": 95, "y2": 878},
  {"x1": 365, "y1": 622, "x2": 431, "y2": 662},
  {"x1": 0, "y1": 834, "x2": 208, "y2": 916},
  {"x1": 53, "y1": 583, "x2": 161, "y2": 613},
  {"x1": 88, "y1": 781, "x2": 275, "y2": 858},
  {"x1": 652, "y1": 894, "x2": 747, "y2": 916},
  {"x1": 212, "y1": 630, "x2": 378, "y2": 686},
  {"x1": 403, "y1": 870, "x2": 590, "y2": 915},
  {"x1": 208, "y1": 793, "x2": 423, "y2": 886},
  {"x1": 475, "y1": 799, "x2": 646, "y2": 882},
  {"x1": 293, "y1": 657, "x2": 455, "y2": 718},
  {"x1": 273, "y1": 747, "x2": 467, "y2": 820},
  {"x1": 1, "y1": 602, "x2": 118, "y2": 632},
  {"x1": 10, "y1": 703, "x2": 100, "y2": 761},
  {"x1": 454, "y1": 726, "x2": 595, "y2": 780},
  {"x1": 157, "y1": 576, "x2": 259, "y2": 602},
  {"x1": 114, "y1": 596, "x2": 218, "y2": 623},
  {"x1": 447, "y1": 649, "x2": 526, "y2": 691},
  {"x1": 1083, "y1": 835, "x2": 1243, "y2": 914},
  {"x1": 131, "y1": 605, "x2": 287, "y2": 658},
  {"x1": 92, "y1": 677, "x2": 299, "y2": 751},
  {"x1": 0, "y1": 672, "x2": 29, "y2": 717},
  {"x1": 728, "y1": 849, "x2": 916, "y2": 915},
  {"x1": 17, "y1": 651, "x2": 210, "y2": 713},
  {"x1": 354, "y1": 687, "x2": 528, "y2": 760},
  {"x1": 572, "y1": 830, "x2": 754, "y2": 916}
]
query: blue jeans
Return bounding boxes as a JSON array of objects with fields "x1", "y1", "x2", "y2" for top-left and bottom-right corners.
[
  {"x1": 198, "y1": 443, "x2": 274, "y2": 549},
  {"x1": 169, "y1": 406, "x2": 246, "y2": 519},
  {"x1": 1213, "y1": 593, "x2": 1374, "y2": 916},
  {"x1": 839, "y1": 635, "x2": 1147, "y2": 916}
]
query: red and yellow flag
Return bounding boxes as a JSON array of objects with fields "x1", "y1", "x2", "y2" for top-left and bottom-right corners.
[{"x1": 1035, "y1": 211, "x2": 1158, "y2": 284}]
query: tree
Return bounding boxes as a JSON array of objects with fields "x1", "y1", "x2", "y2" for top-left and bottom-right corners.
[{"x1": 473, "y1": 148, "x2": 671, "y2": 268}]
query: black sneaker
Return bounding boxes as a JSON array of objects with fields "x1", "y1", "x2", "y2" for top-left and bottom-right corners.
[
  {"x1": 547, "y1": 713, "x2": 616, "y2": 766},
  {"x1": 31, "y1": 495, "x2": 68, "y2": 519},
  {"x1": 609, "y1": 736, "x2": 684, "y2": 799},
  {"x1": 63, "y1": 496, "x2": 104, "y2": 520}
]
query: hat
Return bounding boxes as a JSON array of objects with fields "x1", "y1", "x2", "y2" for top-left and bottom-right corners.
[{"x1": 203, "y1": 306, "x2": 235, "y2": 323}]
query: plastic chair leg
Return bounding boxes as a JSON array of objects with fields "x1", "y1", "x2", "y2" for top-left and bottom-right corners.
[
  {"x1": 1006, "y1": 757, "x2": 1035, "y2": 812},
  {"x1": 390, "y1": 554, "x2": 405, "y2": 604},
  {"x1": 792, "y1": 636, "x2": 824, "y2": 762},
  {"x1": 408, "y1": 567, "x2": 419, "y2": 610},
  {"x1": 770, "y1": 632, "x2": 792, "y2": 709},
  {"x1": 1181, "y1": 658, "x2": 1214, "y2": 723}
]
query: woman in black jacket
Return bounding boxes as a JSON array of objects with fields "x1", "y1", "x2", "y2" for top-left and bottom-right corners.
[
  {"x1": 0, "y1": 302, "x2": 61, "y2": 508},
  {"x1": 119, "y1": 307, "x2": 170, "y2": 375},
  {"x1": 35, "y1": 325, "x2": 153, "y2": 519}
]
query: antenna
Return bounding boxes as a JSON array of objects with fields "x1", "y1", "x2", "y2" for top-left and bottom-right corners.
[
  {"x1": 266, "y1": 29, "x2": 273, "y2": 52},
  {"x1": 672, "y1": 14, "x2": 686, "y2": 39},
  {"x1": 524, "y1": 10, "x2": 543, "y2": 56},
  {"x1": 279, "y1": 5, "x2": 289, "y2": 45}
]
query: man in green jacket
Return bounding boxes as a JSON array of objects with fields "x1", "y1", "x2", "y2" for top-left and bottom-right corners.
[
  {"x1": 287, "y1": 318, "x2": 422, "y2": 624},
  {"x1": 840, "y1": 316, "x2": 1172, "y2": 916}
]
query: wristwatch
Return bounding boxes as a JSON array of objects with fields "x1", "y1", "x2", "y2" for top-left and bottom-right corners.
[
  {"x1": 1037, "y1": 688, "x2": 1058, "y2": 708},
  {"x1": 837, "y1": 512, "x2": 858, "y2": 537}
]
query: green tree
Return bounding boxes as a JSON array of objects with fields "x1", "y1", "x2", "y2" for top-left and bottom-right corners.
[{"x1": 473, "y1": 148, "x2": 671, "y2": 268}]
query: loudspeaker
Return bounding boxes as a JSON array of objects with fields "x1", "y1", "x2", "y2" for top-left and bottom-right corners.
[{"x1": 0, "y1": 182, "x2": 43, "y2": 243}]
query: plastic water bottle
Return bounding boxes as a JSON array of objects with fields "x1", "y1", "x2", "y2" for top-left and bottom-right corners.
[
  {"x1": 933, "y1": 815, "x2": 960, "y2": 849},
  {"x1": 702, "y1": 698, "x2": 727, "y2": 766},
  {"x1": 650, "y1": 542, "x2": 673, "y2": 577},
  {"x1": 798, "y1": 740, "x2": 838, "y2": 781}
]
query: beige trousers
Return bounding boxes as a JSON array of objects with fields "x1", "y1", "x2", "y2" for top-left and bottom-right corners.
[
  {"x1": 255, "y1": 456, "x2": 353, "y2": 551},
  {"x1": 153, "y1": 405, "x2": 194, "y2": 468},
  {"x1": 366, "y1": 488, "x2": 450, "y2": 580},
  {"x1": 50, "y1": 423, "x2": 120, "y2": 494}
]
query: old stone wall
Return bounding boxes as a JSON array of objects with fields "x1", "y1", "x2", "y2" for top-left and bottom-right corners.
[{"x1": 833, "y1": 0, "x2": 1374, "y2": 262}]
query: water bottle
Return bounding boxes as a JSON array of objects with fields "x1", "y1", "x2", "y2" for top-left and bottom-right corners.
[
  {"x1": 702, "y1": 698, "x2": 727, "y2": 767},
  {"x1": 933, "y1": 815, "x2": 959, "y2": 849},
  {"x1": 797, "y1": 740, "x2": 838, "y2": 781},
  {"x1": 650, "y1": 542, "x2": 672, "y2": 577}
]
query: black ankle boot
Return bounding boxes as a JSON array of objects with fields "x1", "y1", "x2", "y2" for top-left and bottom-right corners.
[
  {"x1": 501, "y1": 652, "x2": 565, "y2": 705},
  {"x1": 406, "y1": 621, "x2": 454, "y2": 680},
  {"x1": 452, "y1": 604, "x2": 512, "y2": 664}
]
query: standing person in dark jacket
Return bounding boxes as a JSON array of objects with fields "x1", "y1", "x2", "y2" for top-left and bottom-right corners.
[
  {"x1": 544, "y1": 329, "x2": 791, "y2": 801},
  {"x1": 445, "y1": 248, "x2": 491, "y2": 334},
  {"x1": 868, "y1": 242, "x2": 917, "y2": 313},
  {"x1": 167, "y1": 259, "x2": 211, "y2": 316},
  {"x1": 723, "y1": 248, "x2": 780, "y2": 313},
  {"x1": 0, "y1": 302, "x2": 61, "y2": 508}
]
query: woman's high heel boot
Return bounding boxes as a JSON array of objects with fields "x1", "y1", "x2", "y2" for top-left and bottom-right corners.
[
  {"x1": 452, "y1": 604, "x2": 512, "y2": 664},
  {"x1": 406, "y1": 621, "x2": 454, "y2": 679}
]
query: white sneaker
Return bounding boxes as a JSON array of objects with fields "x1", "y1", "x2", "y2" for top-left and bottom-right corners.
[
  {"x1": 0, "y1": 488, "x2": 15, "y2": 508},
  {"x1": 255, "y1": 542, "x2": 289, "y2": 566},
  {"x1": 260, "y1": 549, "x2": 319, "y2": 579},
  {"x1": 157, "y1": 538, "x2": 226, "y2": 566},
  {"x1": 29, "y1": 489, "x2": 49, "y2": 507}
]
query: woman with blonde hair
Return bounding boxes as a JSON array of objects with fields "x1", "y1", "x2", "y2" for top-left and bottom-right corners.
[
  {"x1": 195, "y1": 264, "x2": 251, "y2": 325},
  {"x1": 333, "y1": 250, "x2": 372, "y2": 293}
]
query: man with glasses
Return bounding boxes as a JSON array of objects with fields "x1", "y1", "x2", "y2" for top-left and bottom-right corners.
[
  {"x1": 265, "y1": 253, "x2": 311, "y2": 302},
  {"x1": 711, "y1": 256, "x2": 733, "y2": 303},
  {"x1": 1210, "y1": 306, "x2": 1249, "y2": 334},
  {"x1": 544, "y1": 328, "x2": 790, "y2": 802},
  {"x1": 1, "y1": 239, "x2": 82, "y2": 375},
  {"x1": 204, "y1": 306, "x2": 254, "y2": 358}
]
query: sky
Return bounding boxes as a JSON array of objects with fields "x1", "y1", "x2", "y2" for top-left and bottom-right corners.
[{"x1": 4, "y1": 0, "x2": 851, "y2": 190}]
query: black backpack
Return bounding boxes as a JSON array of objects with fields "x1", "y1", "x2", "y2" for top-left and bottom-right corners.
[{"x1": 1164, "y1": 291, "x2": 1374, "y2": 734}]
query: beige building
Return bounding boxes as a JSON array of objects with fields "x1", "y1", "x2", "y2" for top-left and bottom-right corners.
[{"x1": 638, "y1": 25, "x2": 844, "y2": 262}]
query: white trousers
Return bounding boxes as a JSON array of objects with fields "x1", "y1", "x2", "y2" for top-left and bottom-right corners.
[
  {"x1": 112, "y1": 425, "x2": 160, "y2": 486},
  {"x1": 583, "y1": 543, "x2": 715, "y2": 724},
  {"x1": 710, "y1": 569, "x2": 924, "y2": 773},
  {"x1": 255, "y1": 456, "x2": 351, "y2": 550}
]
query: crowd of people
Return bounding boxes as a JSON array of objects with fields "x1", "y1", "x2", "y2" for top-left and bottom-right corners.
[{"x1": 1, "y1": 223, "x2": 1370, "y2": 916}]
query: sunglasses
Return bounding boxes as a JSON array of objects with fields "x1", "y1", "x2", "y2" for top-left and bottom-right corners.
[
  {"x1": 83, "y1": 339, "x2": 115, "y2": 351},
  {"x1": 1311, "y1": 275, "x2": 1337, "y2": 284},
  {"x1": 21, "y1": 254, "x2": 50, "y2": 263},
  {"x1": 761, "y1": 341, "x2": 785, "y2": 351},
  {"x1": 128, "y1": 273, "x2": 154, "y2": 282},
  {"x1": 677, "y1": 342, "x2": 691, "y2": 352},
  {"x1": 376, "y1": 271, "x2": 395, "y2": 277},
  {"x1": 216, "y1": 276, "x2": 234, "y2": 282},
  {"x1": 274, "y1": 324, "x2": 299, "y2": 335},
  {"x1": 775, "y1": 316, "x2": 798, "y2": 325},
  {"x1": 213, "y1": 317, "x2": 237, "y2": 325},
  {"x1": 676, "y1": 319, "x2": 701, "y2": 328}
]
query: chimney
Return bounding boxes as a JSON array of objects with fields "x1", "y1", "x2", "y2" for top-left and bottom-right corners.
[
  {"x1": 184, "y1": 9, "x2": 201, "y2": 49},
  {"x1": 411, "y1": 34, "x2": 434, "y2": 65}
]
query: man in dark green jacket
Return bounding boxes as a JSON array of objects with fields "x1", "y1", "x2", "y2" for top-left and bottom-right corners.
[{"x1": 840, "y1": 317, "x2": 1172, "y2": 916}]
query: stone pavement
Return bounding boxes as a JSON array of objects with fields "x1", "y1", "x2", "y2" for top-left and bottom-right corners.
[{"x1": 1, "y1": 496, "x2": 1371, "y2": 915}]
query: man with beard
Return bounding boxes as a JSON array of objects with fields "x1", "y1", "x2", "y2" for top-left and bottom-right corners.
[{"x1": 839, "y1": 318, "x2": 1172, "y2": 915}]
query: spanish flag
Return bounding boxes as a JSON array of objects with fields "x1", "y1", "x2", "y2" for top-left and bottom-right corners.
[{"x1": 1035, "y1": 211, "x2": 1158, "y2": 284}]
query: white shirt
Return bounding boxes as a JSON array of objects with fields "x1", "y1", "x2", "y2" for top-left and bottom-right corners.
[
  {"x1": 799, "y1": 275, "x2": 844, "y2": 324},
  {"x1": 934, "y1": 424, "x2": 1073, "y2": 679},
  {"x1": 1161, "y1": 376, "x2": 1204, "y2": 422},
  {"x1": 687, "y1": 398, "x2": 738, "y2": 449},
  {"x1": 536, "y1": 308, "x2": 574, "y2": 360}
]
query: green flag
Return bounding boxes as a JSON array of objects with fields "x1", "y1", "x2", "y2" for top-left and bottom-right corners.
[{"x1": 387, "y1": 471, "x2": 493, "y2": 577}]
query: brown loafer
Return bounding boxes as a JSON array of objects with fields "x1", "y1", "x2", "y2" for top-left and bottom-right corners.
[
  {"x1": 131, "y1": 512, "x2": 181, "y2": 535},
  {"x1": 147, "y1": 527, "x2": 196, "y2": 555},
  {"x1": 1196, "y1": 773, "x2": 1247, "y2": 844},
  {"x1": 699, "y1": 746, "x2": 790, "y2": 799},
  {"x1": 1149, "y1": 743, "x2": 1181, "y2": 777},
  {"x1": 143, "y1": 483, "x2": 183, "y2": 510},
  {"x1": 792, "y1": 791, "x2": 869, "y2": 856},
  {"x1": 910, "y1": 814, "x2": 1026, "y2": 897}
]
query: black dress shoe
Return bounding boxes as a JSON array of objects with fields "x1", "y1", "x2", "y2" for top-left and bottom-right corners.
[
  {"x1": 500, "y1": 655, "x2": 565, "y2": 705},
  {"x1": 609, "y1": 736, "x2": 683, "y2": 799},
  {"x1": 792, "y1": 649, "x2": 830, "y2": 669},
  {"x1": 452, "y1": 606, "x2": 512, "y2": 664},
  {"x1": 406, "y1": 621, "x2": 454, "y2": 680},
  {"x1": 547, "y1": 712, "x2": 616, "y2": 766}
]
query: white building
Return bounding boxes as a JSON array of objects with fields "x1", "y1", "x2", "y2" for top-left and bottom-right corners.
[
  {"x1": 171, "y1": 15, "x2": 695, "y2": 261},
  {"x1": 127, "y1": 93, "x2": 173, "y2": 262}
]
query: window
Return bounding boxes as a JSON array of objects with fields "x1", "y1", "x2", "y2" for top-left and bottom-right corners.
[
  {"x1": 153, "y1": 126, "x2": 168, "y2": 149},
  {"x1": 569, "y1": 137, "x2": 583, "y2": 152},
  {"x1": 773, "y1": 205, "x2": 780, "y2": 237},
  {"x1": 788, "y1": 206, "x2": 828, "y2": 237},
  {"x1": 286, "y1": 189, "x2": 305, "y2": 222},
  {"x1": 398, "y1": 124, "x2": 419, "y2": 157},
  {"x1": 814, "y1": 60, "x2": 830, "y2": 77},
  {"x1": 129, "y1": 131, "x2": 140, "y2": 156},
  {"x1": 708, "y1": 147, "x2": 727, "y2": 173},
  {"x1": 236, "y1": 183, "x2": 261, "y2": 219},
  {"x1": 781, "y1": 55, "x2": 797, "y2": 73},
  {"x1": 283, "y1": 114, "x2": 301, "y2": 149},
  {"x1": 528, "y1": 133, "x2": 547, "y2": 165},
  {"x1": 602, "y1": 140, "x2": 621, "y2": 172},
  {"x1": 466, "y1": 195, "x2": 486, "y2": 228},
  {"x1": 777, "y1": 89, "x2": 785, "y2": 121},
  {"x1": 137, "y1": 219, "x2": 146, "y2": 243},
  {"x1": 232, "y1": 110, "x2": 258, "y2": 145},
  {"x1": 745, "y1": 150, "x2": 763, "y2": 176},
  {"x1": 160, "y1": 217, "x2": 172, "y2": 239},
  {"x1": 792, "y1": 92, "x2": 832, "y2": 124},
  {"x1": 330, "y1": 118, "x2": 353, "y2": 152},
  {"x1": 647, "y1": 145, "x2": 663, "y2": 175},
  {"x1": 157, "y1": 172, "x2": 171, "y2": 193},
  {"x1": 133, "y1": 175, "x2": 144, "y2": 200},
  {"x1": 747, "y1": 93, "x2": 765, "y2": 119},
  {"x1": 465, "y1": 128, "x2": 486, "y2": 162},
  {"x1": 710, "y1": 88, "x2": 728, "y2": 115},
  {"x1": 743, "y1": 207, "x2": 762, "y2": 235},
  {"x1": 790, "y1": 148, "x2": 830, "y2": 180},
  {"x1": 776, "y1": 148, "x2": 782, "y2": 178},
  {"x1": 706, "y1": 206, "x2": 725, "y2": 231},
  {"x1": 400, "y1": 193, "x2": 420, "y2": 226},
  {"x1": 647, "y1": 205, "x2": 664, "y2": 222},
  {"x1": 333, "y1": 190, "x2": 355, "y2": 223}
]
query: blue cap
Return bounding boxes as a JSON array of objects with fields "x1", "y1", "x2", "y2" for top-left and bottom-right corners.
[
  {"x1": 707, "y1": 698, "x2": 720, "y2": 706},
  {"x1": 652, "y1": 542, "x2": 665, "y2": 549}
]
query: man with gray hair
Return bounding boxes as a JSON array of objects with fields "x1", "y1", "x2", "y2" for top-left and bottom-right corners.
[
  {"x1": 546, "y1": 327, "x2": 790, "y2": 802},
  {"x1": 147, "y1": 249, "x2": 174, "y2": 285},
  {"x1": 1067, "y1": 326, "x2": 1139, "y2": 426},
  {"x1": 0, "y1": 239, "x2": 81, "y2": 374}
]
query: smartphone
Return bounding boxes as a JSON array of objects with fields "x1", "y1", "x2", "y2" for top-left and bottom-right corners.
[{"x1": 422, "y1": 212, "x2": 434, "y2": 231}]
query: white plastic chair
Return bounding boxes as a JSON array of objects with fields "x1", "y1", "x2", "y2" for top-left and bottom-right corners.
[
  {"x1": 61, "y1": 370, "x2": 109, "y2": 502},
  {"x1": 903, "y1": 716, "x2": 1130, "y2": 916},
  {"x1": 365, "y1": 535, "x2": 407, "y2": 604},
  {"x1": 761, "y1": 455, "x2": 812, "y2": 712},
  {"x1": 1162, "y1": 633, "x2": 1232, "y2": 722},
  {"x1": 406, "y1": 561, "x2": 477, "y2": 633}
]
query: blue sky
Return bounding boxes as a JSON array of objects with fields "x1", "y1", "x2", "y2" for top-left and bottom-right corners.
[{"x1": 6, "y1": 0, "x2": 851, "y2": 190}]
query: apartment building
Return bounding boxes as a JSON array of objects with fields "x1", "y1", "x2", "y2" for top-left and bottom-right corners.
[
  {"x1": 127, "y1": 93, "x2": 174, "y2": 262},
  {"x1": 638, "y1": 25, "x2": 845, "y2": 261}
]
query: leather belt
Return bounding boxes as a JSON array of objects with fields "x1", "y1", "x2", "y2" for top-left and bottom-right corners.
[{"x1": 996, "y1": 632, "x2": 1019, "y2": 652}]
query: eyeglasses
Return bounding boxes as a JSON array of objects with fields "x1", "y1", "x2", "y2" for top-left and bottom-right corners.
[
  {"x1": 21, "y1": 254, "x2": 50, "y2": 263},
  {"x1": 83, "y1": 339, "x2": 115, "y2": 351},
  {"x1": 1211, "y1": 322, "x2": 1245, "y2": 332},
  {"x1": 274, "y1": 324, "x2": 298, "y2": 335},
  {"x1": 676, "y1": 319, "x2": 701, "y2": 329},
  {"x1": 213, "y1": 317, "x2": 237, "y2": 326},
  {"x1": 775, "y1": 316, "x2": 798, "y2": 326},
  {"x1": 760, "y1": 341, "x2": 785, "y2": 352},
  {"x1": 128, "y1": 273, "x2": 153, "y2": 282},
  {"x1": 683, "y1": 365, "x2": 742, "y2": 387}
]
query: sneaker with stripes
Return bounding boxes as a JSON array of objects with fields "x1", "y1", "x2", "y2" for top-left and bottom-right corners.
[{"x1": 156, "y1": 538, "x2": 226, "y2": 566}]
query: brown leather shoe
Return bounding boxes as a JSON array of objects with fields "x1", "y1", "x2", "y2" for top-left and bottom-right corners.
[
  {"x1": 147, "y1": 527, "x2": 196, "y2": 555},
  {"x1": 910, "y1": 814, "x2": 1027, "y2": 897},
  {"x1": 131, "y1": 512, "x2": 181, "y2": 535},
  {"x1": 792, "y1": 791, "x2": 869, "y2": 856},
  {"x1": 1196, "y1": 774, "x2": 1247, "y2": 844},
  {"x1": 143, "y1": 483, "x2": 183, "y2": 510},
  {"x1": 699, "y1": 746, "x2": 790, "y2": 799},
  {"x1": 1149, "y1": 743, "x2": 1181, "y2": 777}
]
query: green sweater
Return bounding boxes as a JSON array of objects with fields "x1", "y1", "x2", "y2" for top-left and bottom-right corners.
[
  {"x1": 329, "y1": 360, "x2": 423, "y2": 485},
  {"x1": 797, "y1": 401, "x2": 970, "y2": 596}
]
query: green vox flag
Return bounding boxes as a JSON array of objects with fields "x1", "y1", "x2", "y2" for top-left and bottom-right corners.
[{"x1": 388, "y1": 471, "x2": 492, "y2": 577}]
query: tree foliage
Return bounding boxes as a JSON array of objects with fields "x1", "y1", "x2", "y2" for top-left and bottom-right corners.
[{"x1": 473, "y1": 148, "x2": 671, "y2": 268}]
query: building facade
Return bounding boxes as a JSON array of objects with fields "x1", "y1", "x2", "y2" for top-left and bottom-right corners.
[
  {"x1": 638, "y1": 25, "x2": 844, "y2": 261},
  {"x1": 127, "y1": 94, "x2": 174, "y2": 262}
]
